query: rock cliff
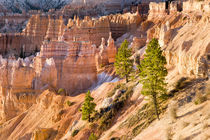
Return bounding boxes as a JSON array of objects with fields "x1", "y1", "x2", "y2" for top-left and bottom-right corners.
[
  {"x1": 0, "y1": 14, "x2": 66, "y2": 57},
  {"x1": 146, "y1": 0, "x2": 209, "y2": 80}
]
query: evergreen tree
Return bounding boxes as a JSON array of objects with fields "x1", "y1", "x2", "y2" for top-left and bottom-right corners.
[
  {"x1": 114, "y1": 40, "x2": 133, "y2": 83},
  {"x1": 81, "y1": 91, "x2": 96, "y2": 122},
  {"x1": 138, "y1": 38, "x2": 168, "y2": 120}
]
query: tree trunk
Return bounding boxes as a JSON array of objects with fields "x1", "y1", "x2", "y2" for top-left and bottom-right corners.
[{"x1": 152, "y1": 94, "x2": 159, "y2": 120}]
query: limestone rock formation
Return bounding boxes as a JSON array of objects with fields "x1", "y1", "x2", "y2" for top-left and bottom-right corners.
[
  {"x1": 0, "y1": 56, "x2": 36, "y2": 122},
  {"x1": 0, "y1": 14, "x2": 66, "y2": 57},
  {"x1": 107, "y1": 32, "x2": 117, "y2": 63},
  {"x1": 65, "y1": 13, "x2": 142, "y2": 46},
  {"x1": 148, "y1": 2, "x2": 167, "y2": 20},
  {"x1": 183, "y1": 0, "x2": 210, "y2": 13},
  {"x1": 96, "y1": 32, "x2": 117, "y2": 70},
  {"x1": 163, "y1": 15, "x2": 210, "y2": 78}
]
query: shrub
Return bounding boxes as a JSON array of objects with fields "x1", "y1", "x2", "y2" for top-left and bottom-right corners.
[
  {"x1": 175, "y1": 77, "x2": 192, "y2": 91},
  {"x1": 58, "y1": 88, "x2": 66, "y2": 95},
  {"x1": 71, "y1": 129, "x2": 79, "y2": 137},
  {"x1": 66, "y1": 100, "x2": 73, "y2": 106},
  {"x1": 99, "y1": 85, "x2": 134, "y2": 131},
  {"x1": 132, "y1": 122, "x2": 145, "y2": 136},
  {"x1": 88, "y1": 133, "x2": 97, "y2": 140},
  {"x1": 194, "y1": 93, "x2": 207, "y2": 105},
  {"x1": 169, "y1": 77, "x2": 192, "y2": 97},
  {"x1": 107, "y1": 84, "x2": 125, "y2": 97},
  {"x1": 119, "y1": 103, "x2": 156, "y2": 137},
  {"x1": 99, "y1": 64, "x2": 104, "y2": 68},
  {"x1": 99, "y1": 110, "x2": 114, "y2": 131}
]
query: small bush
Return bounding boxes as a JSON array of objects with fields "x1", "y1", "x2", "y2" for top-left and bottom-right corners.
[
  {"x1": 88, "y1": 133, "x2": 97, "y2": 140},
  {"x1": 169, "y1": 77, "x2": 192, "y2": 97},
  {"x1": 71, "y1": 129, "x2": 79, "y2": 137},
  {"x1": 194, "y1": 93, "x2": 207, "y2": 105},
  {"x1": 58, "y1": 88, "x2": 66, "y2": 95},
  {"x1": 99, "y1": 64, "x2": 105, "y2": 68},
  {"x1": 175, "y1": 77, "x2": 188, "y2": 90},
  {"x1": 66, "y1": 100, "x2": 73, "y2": 106},
  {"x1": 99, "y1": 85, "x2": 134, "y2": 131},
  {"x1": 107, "y1": 84, "x2": 125, "y2": 97},
  {"x1": 132, "y1": 122, "x2": 145, "y2": 136},
  {"x1": 99, "y1": 110, "x2": 114, "y2": 131}
]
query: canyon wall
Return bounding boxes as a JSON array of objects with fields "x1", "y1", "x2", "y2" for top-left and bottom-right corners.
[
  {"x1": 0, "y1": 15, "x2": 66, "y2": 57},
  {"x1": 183, "y1": 0, "x2": 210, "y2": 13},
  {"x1": 147, "y1": 1, "x2": 210, "y2": 78},
  {"x1": 148, "y1": 2, "x2": 167, "y2": 20},
  {"x1": 0, "y1": 56, "x2": 36, "y2": 122},
  {"x1": 0, "y1": 12, "x2": 141, "y2": 122},
  {"x1": 65, "y1": 13, "x2": 142, "y2": 46},
  {"x1": 162, "y1": 15, "x2": 210, "y2": 78}
]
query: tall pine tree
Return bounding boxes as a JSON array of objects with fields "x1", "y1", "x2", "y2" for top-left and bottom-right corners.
[
  {"x1": 138, "y1": 38, "x2": 168, "y2": 120},
  {"x1": 81, "y1": 91, "x2": 96, "y2": 122},
  {"x1": 114, "y1": 40, "x2": 133, "y2": 83}
]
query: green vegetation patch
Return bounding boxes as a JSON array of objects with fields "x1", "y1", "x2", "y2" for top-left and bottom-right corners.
[{"x1": 71, "y1": 129, "x2": 80, "y2": 137}]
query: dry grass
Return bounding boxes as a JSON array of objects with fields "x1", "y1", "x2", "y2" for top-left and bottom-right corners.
[
  {"x1": 194, "y1": 93, "x2": 207, "y2": 105},
  {"x1": 164, "y1": 126, "x2": 174, "y2": 140},
  {"x1": 202, "y1": 122, "x2": 209, "y2": 130},
  {"x1": 168, "y1": 101, "x2": 177, "y2": 122}
]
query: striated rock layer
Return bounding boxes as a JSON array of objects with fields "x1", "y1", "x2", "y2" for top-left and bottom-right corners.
[
  {"x1": 0, "y1": 15, "x2": 66, "y2": 57},
  {"x1": 147, "y1": 1, "x2": 210, "y2": 79},
  {"x1": 0, "y1": 12, "x2": 142, "y2": 122}
]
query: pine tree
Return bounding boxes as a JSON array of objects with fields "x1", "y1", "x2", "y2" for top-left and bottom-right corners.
[
  {"x1": 114, "y1": 40, "x2": 133, "y2": 83},
  {"x1": 138, "y1": 38, "x2": 168, "y2": 120},
  {"x1": 81, "y1": 91, "x2": 96, "y2": 122}
]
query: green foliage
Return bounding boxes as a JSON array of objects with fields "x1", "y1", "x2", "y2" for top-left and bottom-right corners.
[
  {"x1": 114, "y1": 40, "x2": 133, "y2": 83},
  {"x1": 107, "y1": 83, "x2": 126, "y2": 97},
  {"x1": 88, "y1": 133, "x2": 98, "y2": 140},
  {"x1": 175, "y1": 77, "x2": 188, "y2": 90},
  {"x1": 119, "y1": 103, "x2": 156, "y2": 137},
  {"x1": 99, "y1": 86, "x2": 134, "y2": 131},
  {"x1": 81, "y1": 91, "x2": 96, "y2": 122},
  {"x1": 71, "y1": 129, "x2": 79, "y2": 137},
  {"x1": 138, "y1": 38, "x2": 168, "y2": 119},
  {"x1": 66, "y1": 100, "x2": 73, "y2": 106},
  {"x1": 58, "y1": 88, "x2": 66, "y2": 95}
]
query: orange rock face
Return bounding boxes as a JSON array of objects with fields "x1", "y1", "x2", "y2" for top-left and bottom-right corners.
[
  {"x1": 0, "y1": 11, "x2": 142, "y2": 123},
  {"x1": 0, "y1": 15, "x2": 66, "y2": 57}
]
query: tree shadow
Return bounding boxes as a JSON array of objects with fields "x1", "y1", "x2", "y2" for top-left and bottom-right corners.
[
  {"x1": 177, "y1": 105, "x2": 204, "y2": 118},
  {"x1": 184, "y1": 131, "x2": 201, "y2": 140}
]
